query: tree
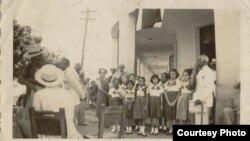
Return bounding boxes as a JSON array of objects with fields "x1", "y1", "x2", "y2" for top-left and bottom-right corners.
[{"x1": 13, "y1": 20, "x2": 43, "y2": 78}]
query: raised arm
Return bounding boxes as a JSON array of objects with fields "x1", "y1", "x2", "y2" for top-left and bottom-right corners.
[
  {"x1": 64, "y1": 67, "x2": 86, "y2": 98},
  {"x1": 18, "y1": 67, "x2": 37, "y2": 91}
]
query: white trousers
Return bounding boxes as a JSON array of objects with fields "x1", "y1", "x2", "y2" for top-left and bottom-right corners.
[{"x1": 195, "y1": 107, "x2": 211, "y2": 125}]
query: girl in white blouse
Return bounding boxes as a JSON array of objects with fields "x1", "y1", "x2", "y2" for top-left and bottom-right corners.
[
  {"x1": 148, "y1": 74, "x2": 164, "y2": 135},
  {"x1": 108, "y1": 78, "x2": 125, "y2": 132}
]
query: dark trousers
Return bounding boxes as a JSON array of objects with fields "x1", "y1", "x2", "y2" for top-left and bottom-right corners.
[{"x1": 77, "y1": 100, "x2": 86, "y2": 125}]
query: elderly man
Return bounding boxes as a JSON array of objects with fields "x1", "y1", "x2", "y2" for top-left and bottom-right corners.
[{"x1": 190, "y1": 55, "x2": 216, "y2": 125}]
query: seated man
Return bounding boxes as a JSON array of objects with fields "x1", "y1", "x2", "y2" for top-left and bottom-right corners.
[
  {"x1": 221, "y1": 82, "x2": 240, "y2": 125},
  {"x1": 33, "y1": 64, "x2": 82, "y2": 138}
]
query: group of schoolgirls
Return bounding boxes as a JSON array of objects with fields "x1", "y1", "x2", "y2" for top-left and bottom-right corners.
[{"x1": 107, "y1": 69, "x2": 193, "y2": 136}]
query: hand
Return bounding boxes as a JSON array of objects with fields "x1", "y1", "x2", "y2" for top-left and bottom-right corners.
[
  {"x1": 13, "y1": 106, "x2": 20, "y2": 113},
  {"x1": 194, "y1": 99, "x2": 202, "y2": 106},
  {"x1": 144, "y1": 106, "x2": 147, "y2": 111}
]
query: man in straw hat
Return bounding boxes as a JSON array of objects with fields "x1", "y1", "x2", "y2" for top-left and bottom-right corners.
[
  {"x1": 32, "y1": 64, "x2": 82, "y2": 138},
  {"x1": 15, "y1": 44, "x2": 47, "y2": 138},
  {"x1": 190, "y1": 55, "x2": 216, "y2": 125}
]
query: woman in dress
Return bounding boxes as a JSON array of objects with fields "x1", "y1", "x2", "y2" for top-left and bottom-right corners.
[
  {"x1": 176, "y1": 69, "x2": 193, "y2": 124},
  {"x1": 164, "y1": 69, "x2": 181, "y2": 134},
  {"x1": 96, "y1": 68, "x2": 110, "y2": 117}
]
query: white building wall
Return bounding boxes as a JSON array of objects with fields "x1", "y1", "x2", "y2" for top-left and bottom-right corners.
[
  {"x1": 240, "y1": 6, "x2": 250, "y2": 124},
  {"x1": 175, "y1": 13, "x2": 214, "y2": 74}
]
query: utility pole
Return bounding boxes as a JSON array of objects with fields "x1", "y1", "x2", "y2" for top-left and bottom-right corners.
[{"x1": 80, "y1": 8, "x2": 95, "y2": 68}]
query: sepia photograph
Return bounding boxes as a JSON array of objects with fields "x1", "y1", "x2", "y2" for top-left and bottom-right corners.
[{"x1": 1, "y1": 0, "x2": 250, "y2": 140}]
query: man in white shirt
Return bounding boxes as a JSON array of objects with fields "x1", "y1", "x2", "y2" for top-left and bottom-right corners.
[
  {"x1": 190, "y1": 55, "x2": 216, "y2": 125},
  {"x1": 33, "y1": 64, "x2": 82, "y2": 138},
  {"x1": 57, "y1": 58, "x2": 88, "y2": 126}
]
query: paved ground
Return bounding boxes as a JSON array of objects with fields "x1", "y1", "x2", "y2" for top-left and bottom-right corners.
[{"x1": 76, "y1": 110, "x2": 172, "y2": 139}]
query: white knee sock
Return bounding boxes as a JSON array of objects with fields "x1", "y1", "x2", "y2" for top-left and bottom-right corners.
[
  {"x1": 129, "y1": 127, "x2": 132, "y2": 132},
  {"x1": 117, "y1": 125, "x2": 120, "y2": 131},
  {"x1": 141, "y1": 126, "x2": 145, "y2": 134},
  {"x1": 151, "y1": 127, "x2": 154, "y2": 133},
  {"x1": 126, "y1": 127, "x2": 129, "y2": 132}
]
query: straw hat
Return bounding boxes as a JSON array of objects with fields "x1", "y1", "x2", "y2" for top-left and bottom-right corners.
[
  {"x1": 35, "y1": 64, "x2": 63, "y2": 87},
  {"x1": 23, "y1": 44, "x2": 46, "y2": 58}
]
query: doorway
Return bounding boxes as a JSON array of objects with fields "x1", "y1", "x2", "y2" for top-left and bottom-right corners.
[{"x1": 200, "y1": 24, "x2": 216, "y2": 64}]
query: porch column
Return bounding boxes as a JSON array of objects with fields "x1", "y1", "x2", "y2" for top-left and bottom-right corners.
[
  {"x1": 214, "y1": 10, "x2": 241, "y2": 124},
  {"x1": 119, "y1": 14, "x2": 136, "y2": 74},
  {"x1": 240, "y1": 9, "x2": 250, "y2": 124},
  {"x1": 111, "y1": 37, "x2": 119, "y2": 67}
]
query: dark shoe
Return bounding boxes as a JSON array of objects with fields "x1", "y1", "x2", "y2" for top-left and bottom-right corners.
[
  {"x1": 166, "y1": 127, "x2": 170, "y2": 133},
  {"x1": 137, "y1": 132, "x2": 142, "y2": 135},
  {"x1": 78, "y1": 122, "x2": 88, "y2": 126},
  {"x1": 167, "y1": 129, "x2": 173, "y2": 135}
]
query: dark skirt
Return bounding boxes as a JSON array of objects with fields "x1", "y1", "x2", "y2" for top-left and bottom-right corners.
[
  {"x1": 125, "y1": 102, "x2": 134, "y2": 118},
  {"x1": 149, "y1": 96, "x2": 162, "y2": 118},
  {"x1": 110, "y1": 97, "x2": 123, "y2": 106},
  {"x1": 176, "y1": 93, "x2": 191, "y2": 120},
  {"x1": 162, "y1": 95, "x2": 166, "y2": 118},
  {"x1": 133, "y1": 96, "x2": 148, "y2": 120},
  {"x1": 96, "y1": 90, "x2": 109, "y2": 117},
  {"x1": 165, "y1": 91, "x2": 179, "y2": 120}
]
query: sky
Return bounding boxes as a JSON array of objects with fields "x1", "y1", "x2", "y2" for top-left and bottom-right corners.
[
  {"x1": 12, "y1": 0, "x2": 116, "y2": 80},
  {"x1": 15, "y1": 0, "x2": 92, "y2": 64}
]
